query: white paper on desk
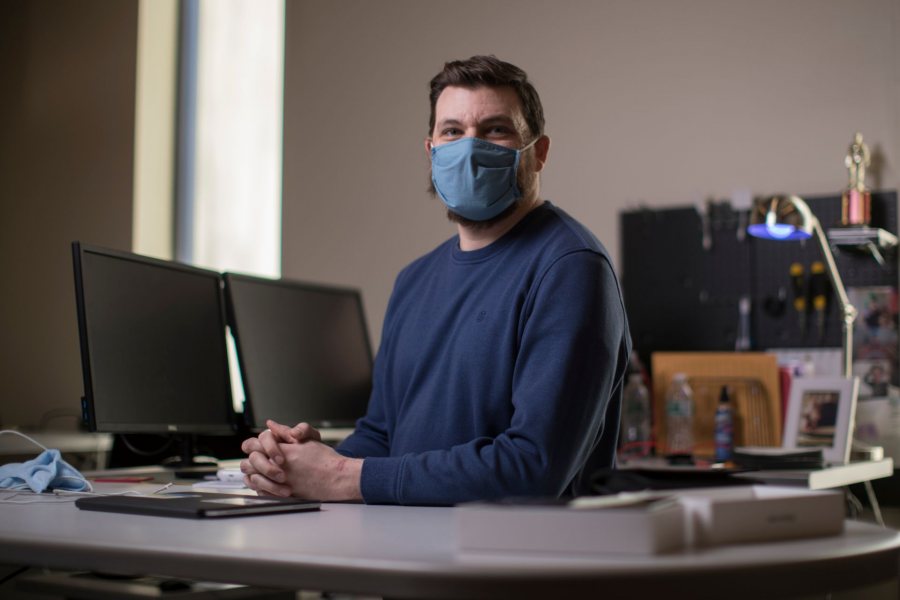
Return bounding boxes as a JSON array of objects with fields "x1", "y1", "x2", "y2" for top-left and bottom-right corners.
[{"x1": 191, "y1": 481, "x2": 248, "y2": 491}]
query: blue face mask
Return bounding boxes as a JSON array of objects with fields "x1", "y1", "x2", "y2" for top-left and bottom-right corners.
[
  {"x1": 0, "y1": 448, "x2": 92, "y2": 494},
  {"x1": 431, "y1": 136, "x2": 538, "y2": 222}
]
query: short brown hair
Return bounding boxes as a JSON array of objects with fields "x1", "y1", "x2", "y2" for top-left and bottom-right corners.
[{"x1": 428, "y1": 55, "x2": 545, "y2": 139}]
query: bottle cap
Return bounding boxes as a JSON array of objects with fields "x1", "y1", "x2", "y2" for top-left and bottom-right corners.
[{"x1": 719, "y1": 386, "x2": 730, "y2": 403}]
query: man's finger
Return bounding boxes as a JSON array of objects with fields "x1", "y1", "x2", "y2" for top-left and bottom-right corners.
[
  {"x1": 259, "y1": 429, "x2": 284, "y2": 465},
  {"x1": 247, "y1": 450, "x2": 285, "y2": 483},
  {"x1": 267, "y1": 419, "x2": 304, "y2": 443},
  {"x1": 241, "y1": 436, "x2": 263, "y2": 455},
  {"x1": 239, "y1": 458, "x2": 257, "y2": 476},
  {"x1": 248, "y1": 473, "x2": 291, "y2": 498},
  {"x1": 292, "y1": 422, "x2": 322, "y2": 443}
]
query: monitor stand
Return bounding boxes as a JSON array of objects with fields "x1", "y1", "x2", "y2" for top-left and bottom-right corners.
[{"x1": 161, "y1": 434, "x2": 219, "y2": 479}]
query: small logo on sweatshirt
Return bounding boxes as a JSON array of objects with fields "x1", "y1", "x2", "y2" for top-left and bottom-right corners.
[{"x1": 476, "y1": 310, "x2": 487, "y2": 322}]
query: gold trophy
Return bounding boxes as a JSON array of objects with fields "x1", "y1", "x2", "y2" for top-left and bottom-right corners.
[{"x1": 841, "y1": 132, "x2": 871, "y2": 226}]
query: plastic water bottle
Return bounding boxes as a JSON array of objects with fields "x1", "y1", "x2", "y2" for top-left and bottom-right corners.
[
  {"x1": 665, "y1": 373, "x2": 694, "y2": 456},
  {"x1": 620, "y1": 373, "x2": 652, "y2": 459},
  {"x1": 714, "y1": 386, "x2": 735, "y2": 462}
]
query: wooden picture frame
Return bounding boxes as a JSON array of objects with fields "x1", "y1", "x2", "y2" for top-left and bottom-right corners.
[{"x1": 783, "y1": 376, "x2": 859, "y2": 465}]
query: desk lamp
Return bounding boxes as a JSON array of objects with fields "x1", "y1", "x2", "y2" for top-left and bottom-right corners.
[{"x1": 747, "y1": 195, "x2": 858, "y2": 378}]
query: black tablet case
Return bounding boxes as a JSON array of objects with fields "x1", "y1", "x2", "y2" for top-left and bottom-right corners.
[{"x1": 75, "y1": 492, "x2": 321, "y2": 519}]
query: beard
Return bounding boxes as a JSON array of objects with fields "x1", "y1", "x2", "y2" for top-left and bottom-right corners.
[{"x1": 427, "y1": 148, "x2": 539, "y2": 230}]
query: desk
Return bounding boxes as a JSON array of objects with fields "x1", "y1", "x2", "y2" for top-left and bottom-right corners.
[{"x1": 0, "y1": 484, "x2": 899, "y2": 599}]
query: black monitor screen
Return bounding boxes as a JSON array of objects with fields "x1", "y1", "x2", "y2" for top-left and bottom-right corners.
[
  {"x1": 73, "y1": 243, "x2": 234, "y2": 434},
  {"x1": 224, "y1": 274, "x2": 373, "y2": 429}
]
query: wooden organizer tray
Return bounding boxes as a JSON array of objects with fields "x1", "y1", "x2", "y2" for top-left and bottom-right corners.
[{"x1": 651, "y1": 352, "x2": 782, "y2": 456}]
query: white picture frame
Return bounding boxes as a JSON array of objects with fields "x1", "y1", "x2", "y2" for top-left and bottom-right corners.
[{"x1": 783, "y1": 376, "x2": 859, "y2": 465}]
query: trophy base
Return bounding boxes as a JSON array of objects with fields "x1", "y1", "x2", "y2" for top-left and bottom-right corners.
[{"x1": 841, "y1": 189, "x2": 871, "y2": 226}]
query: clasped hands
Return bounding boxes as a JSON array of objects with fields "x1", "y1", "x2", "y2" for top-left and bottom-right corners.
[{"x1": 240, "y1": 419, "x2": 363, "y2": 501}]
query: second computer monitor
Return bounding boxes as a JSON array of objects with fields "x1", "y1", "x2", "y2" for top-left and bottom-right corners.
[{"x1": 224, "y1": 274, "x2": 373, "y2": 429}]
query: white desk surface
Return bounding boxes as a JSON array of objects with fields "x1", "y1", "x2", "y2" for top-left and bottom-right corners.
[{"x1": 0, "y1": 484, "x2": 898, "y2": 599}]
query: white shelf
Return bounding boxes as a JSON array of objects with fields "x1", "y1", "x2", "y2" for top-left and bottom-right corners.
[{"x1": 734, "y1": 458, "x2": 894, "y2": 490}]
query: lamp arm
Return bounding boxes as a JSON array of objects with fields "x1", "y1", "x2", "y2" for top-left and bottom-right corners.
[{"x1": 812, "y1": 219, "x2": 858, "y2": 378}]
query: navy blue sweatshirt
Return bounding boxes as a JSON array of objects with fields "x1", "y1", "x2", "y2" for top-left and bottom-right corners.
[{"x1": 337, "y1": 202, "x2": 631, "y2": 505}]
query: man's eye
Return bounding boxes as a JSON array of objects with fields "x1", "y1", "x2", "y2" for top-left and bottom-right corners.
[
  {"x1": 488, "y1": 126, "x2": 512, "y2": 135},
  {"x1": 442, "y1": 128, "x2": 462, "y2": 136}
]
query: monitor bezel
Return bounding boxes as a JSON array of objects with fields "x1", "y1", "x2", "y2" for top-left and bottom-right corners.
[
  {"x1": 223, "y1": 272, "x2": 374, "y2": 431},
  {"x1": 72, "y1": 242, "x2": 236, "y2": 435}
]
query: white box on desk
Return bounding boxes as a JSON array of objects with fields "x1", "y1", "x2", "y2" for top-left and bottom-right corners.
[
  {"x1": 676, "y1": 485, "x2": 845, "y2": 547},
  {"x1": 456, "y1": 496, "x2": 685, "y2": 556}
]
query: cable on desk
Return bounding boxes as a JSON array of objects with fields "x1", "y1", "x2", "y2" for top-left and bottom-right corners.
[
  {"x1": 0, "y1": 429, "x2": 49, "y2": 450},
  {"x1": 845, "y1": 487, "x2": 864, "y2": 518},
  {"x1": 0, "y1": 566, "x2": 30, "y2": 587},
  {"x1": 0, "y1": 483, "x2": 174, "y2": 504},
  {"x1": 120, "y1": 434, "x2": 174, "y2": 457},
  {"x1": 863, "y1": 479, "x2": 885, "y2": 527},
  {"x1": 0, "y1": 490, "x2": 80, "y2": 504}
]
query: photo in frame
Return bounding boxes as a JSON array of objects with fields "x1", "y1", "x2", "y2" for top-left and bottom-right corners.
[
  {"x1": 848, "y1": 286, "x2": 898, "y2": 386},
  {"x1": 783, "y1": 376, "x2": 859, "y2": 465}
]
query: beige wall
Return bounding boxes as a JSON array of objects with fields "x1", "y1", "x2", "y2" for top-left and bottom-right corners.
[
  {"x1": 282, "y1": 0, "x2": 900, "y2": 348},
  {"x1": 1, "y1": 0, "x2": 898, "y2": 430},
  {"x1": 0, "y1": 0, "x2": 139, "y2": 430}
]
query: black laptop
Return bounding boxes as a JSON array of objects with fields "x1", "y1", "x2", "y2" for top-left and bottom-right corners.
[{"x1": 75, "y1": 492, "x2": 321, "y2": 519}]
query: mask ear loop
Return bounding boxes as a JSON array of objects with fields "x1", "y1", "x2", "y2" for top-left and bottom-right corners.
[
  {"x1": 513, "y1": 136, "x2": 541, "y2": 192},
  {"x1": 519, "y1": 136, "x2": 540, "y2": 153}
]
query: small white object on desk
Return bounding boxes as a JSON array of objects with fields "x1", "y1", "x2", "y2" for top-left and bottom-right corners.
[
  {"x1": 217, "y1": 468, "x2": 244, "y2": 483},
  {"x1": 190, "y1": 468, "x2": 253, "y2": 494},
  {"x1": 191, "y1": 480, "x2": 247, "y2": 491}
]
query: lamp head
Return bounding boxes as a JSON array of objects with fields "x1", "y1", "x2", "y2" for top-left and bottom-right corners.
[{"x1": 747, "y1": 195, "x2": 815, "y2": 241}]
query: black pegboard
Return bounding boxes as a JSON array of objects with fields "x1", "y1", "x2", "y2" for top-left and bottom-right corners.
[{"x1": 621, "y1": 191, "x2": 898, "y2": 375}]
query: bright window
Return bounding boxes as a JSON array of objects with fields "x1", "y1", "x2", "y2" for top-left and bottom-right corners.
[
  {"x1": 179, "y1": 0, "x2": 285, "y2": 413},
  {"x1": 190, "y1": 0, "x2": 284, "y2": 278}
]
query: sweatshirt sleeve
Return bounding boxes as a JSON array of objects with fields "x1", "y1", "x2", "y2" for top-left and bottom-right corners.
[
  {"x1": 335, "y1": 348, "x2": 390, "y2": 459},
  {"x1": 358, "y1": 250, "x2": 629, "y2": 505},
  {"x1": 335, "y1": 267, "x2": 409, "y2": 460}
]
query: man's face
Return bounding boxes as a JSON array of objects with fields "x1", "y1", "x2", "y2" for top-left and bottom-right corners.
[
  {"x1": 429, "y1": 85, "x2": 529, "y2": 151},
  {"x1": 426, "y1": 85, "x2": 544, "y2": 225}
]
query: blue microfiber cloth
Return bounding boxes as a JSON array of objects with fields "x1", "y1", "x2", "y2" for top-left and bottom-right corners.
[{"x1": 0, "y1": 449, "x2": 91, "y2": 493}]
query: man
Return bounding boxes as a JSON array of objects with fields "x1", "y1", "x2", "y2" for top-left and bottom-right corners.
[{"x1": 240, "y1": 55, "x2": 631, "y2": 505}]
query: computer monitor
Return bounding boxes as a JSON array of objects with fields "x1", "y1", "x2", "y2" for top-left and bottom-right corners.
[
  {"x1": 72, "y1": 243, "x2": 235, "y2": 445},
  {"x1": 224, "y1": 273, "x2": 373, "y2": 429}
]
